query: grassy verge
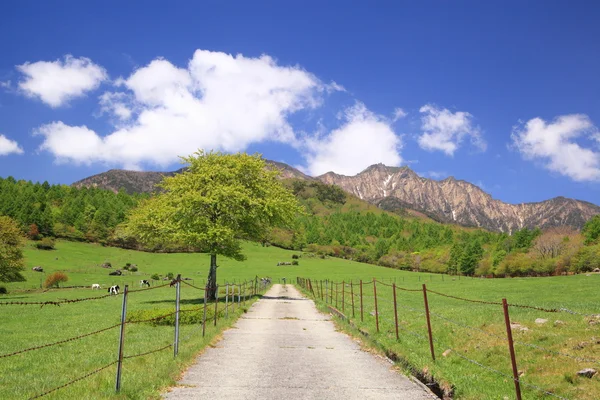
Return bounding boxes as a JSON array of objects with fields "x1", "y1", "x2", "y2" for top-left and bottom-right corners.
[
  {"x1": 298, "y1": 277, "x2": 600, "y2": 400},
  {"x1": 1, "y1": 280, "x2": 265, "y2": 399}
]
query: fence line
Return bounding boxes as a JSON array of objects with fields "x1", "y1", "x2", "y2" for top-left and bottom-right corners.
[
  {"x1": 5, "y1": 276, "x2": 268, "y2": 399},
  {"x1": 297, "y1": 276, "x2": 594, "y2": 400}
]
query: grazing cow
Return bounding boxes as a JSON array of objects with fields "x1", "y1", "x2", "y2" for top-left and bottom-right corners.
[
  {"x1": 91, "y1": 283, "x2": 101, "y2": 290},
  {"x1": 108, "y1": 285, "x2": 120, "y2": 295},
  {"x1": 140, "y1": 279, "x2": 150, "y2": 287},
  {"x1": 32, "y1": 266, "x2": 44, "y2": 272}
]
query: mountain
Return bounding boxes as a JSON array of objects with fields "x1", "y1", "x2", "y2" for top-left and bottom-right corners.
[
  {"x1": 71, "y1": 161, "x2": 312, "y2": 194},
  {"x1": 72, "y1": 161, "x2": 600, "y2": 232},
  {"x1": 317, "y1": 164, "x2": 600, "y2": 232}
]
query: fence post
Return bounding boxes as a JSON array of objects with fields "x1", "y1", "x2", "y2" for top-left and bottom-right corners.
[
  {"x1": 174, "y1": 274, "x2": 181, "y2": 357},
  {"x1": 214, "y1": 284, "x2": 219, "y2": 326},
  {"x1": 360, "y1": 280, "x2": 364, "y2": 322},
  {"x1": 202, "y1": 286, "x2": 208, "y2": 337},
  {"x1": 342, "y1": 281, "x2": 345, "y2": 312},
  {"x1": 502, "y1": 298, "x2": 522, "y2": 400},
  {"x1": 373, "y1": 279, "x2": 379, "y2": 333},
  {"x1": 225, "y1": 283, "x2": 229, "y2": 317},
  {"x1": 422, "y1": 284, "x2": 435, "y2": 361},
  {"x1": 393, "y1": 283, "x2": 399, "y2": 340},
  {"x1": 330, "y1": 280, "x2": 333, "y2": 304},
  {"x1": 115, "y1": 285, "x2": 129, "y2": 392},
  {"x1": 320, "y1": 280, "x2": 324, "y2": 300},
  {"x1": 350, "y1": 281, "x2": 355, "y2": 318},
  {"x1": 238, "y1": 284, "x2": 241, "y2": 306},
  {"x1": 325, "y1": 280, "x2": 328, "y2": 304}
]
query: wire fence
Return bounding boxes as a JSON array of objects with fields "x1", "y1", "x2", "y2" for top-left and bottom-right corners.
[
  {"x1": 297, "y1": 277, "x2": 600, "y2": 400},
  {"x1": 2, "y1": 275, "x2": 270, "y2": 399}
]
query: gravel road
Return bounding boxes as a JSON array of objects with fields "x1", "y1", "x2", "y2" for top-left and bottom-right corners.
[{"x1": 163, "y1": 284, "x2": 435, "y2": 399}]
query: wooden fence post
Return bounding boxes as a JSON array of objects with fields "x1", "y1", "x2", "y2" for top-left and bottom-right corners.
[
  {"x1": 342, "y1": 281, "x2": 345, "y2": 312},
  {"x1": 115, "y1": 285, "x2": 128, "y2": 392},
  {"x1": 360, "y1": 279, "x2": 364, "y2": 322},
  {"x1": 350, "y1": 281, "x2": 355, "y2": 318},
  {"x1": 502, "y1": 298, "x2": 522, "y2": 400},
  {"x1": 422, "y1": 284, "x2": 435, "y2": 360},
  {"x1": 373, "y1": 279, "x2": 379, "y2": 333},
  {"x1": 225, "y1": 283, "x2": 229, "y2": 317},
  {"x1": 393, "y1": 283, "x2": 399, "y2": 340}
]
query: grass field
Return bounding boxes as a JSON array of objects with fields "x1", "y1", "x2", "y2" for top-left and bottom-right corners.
[{"x1": 2, "y1": 240, "x2": 600, "y2": 399}]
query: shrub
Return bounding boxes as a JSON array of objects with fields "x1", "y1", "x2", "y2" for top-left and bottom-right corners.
[
  {"x1": 36, "y1": 238, "x2": 56, "y2": 250},
  {"x1": 291, "y1": 260, "x2": 299, "y2": 266},
  {"x1": 150, "y1": 273, "x2": 160, "y2": 280},
  {"x1": 129, "y1": 266, "x2": 138, "y2": 272},
  {"x1": 44, "y1": 272, "x2": 69, "y2": 288},
  {"x1": 0, "y1": 286, "x2": 7, "y2": 294},
  {"x1": 292, "y1": 254, "x2": 300, "y2": 259},
  {"x1": 167, "y1": 272, "x2": 174, "y2": 280}
]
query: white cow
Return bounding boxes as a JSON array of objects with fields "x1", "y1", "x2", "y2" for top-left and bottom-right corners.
[{"x1": 91, "y1": 284, "x2": 101, "y2": 290}]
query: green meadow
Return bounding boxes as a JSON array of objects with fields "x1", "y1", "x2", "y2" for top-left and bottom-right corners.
[{"x1": 2, "y1": 240, "x2": 600, "y2": 399}]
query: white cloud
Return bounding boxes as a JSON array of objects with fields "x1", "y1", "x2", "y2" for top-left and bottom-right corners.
[
  {"x1": 303, "y1": 102, "x2": 402, "y2": 176},
  {"x1": 99, "y1": 92, "x2": 132, "y2": 121},
  {"x1": 0, "y1": 81, "x2": 10, "y2": 89},
  {"x1": 393, "y1": 107, "x2": 407, "y2": 121},
  {"x1": 419, "y1": 170, "x2": 447, "y2": 179},
  {"x1": 511, "y1": 114, "x2": 600, "y2": 182},
  {"x1": 37, "y1": 50, "x2": 332, "y2": 167},
  {"x1": 0, "y1": 134, "x2": 24, "y2": 155},
  {"x1": 417, "y1": 104, "x2": 485, "y2": 155},
  {"x1": 17, "y1": 55, "x2": 107, "y2": 107}
]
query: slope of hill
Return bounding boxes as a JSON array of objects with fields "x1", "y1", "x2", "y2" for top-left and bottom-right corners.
[
  {"x1": 318, "y1": 164, "x2": 600, "y2": 232},
  {"x1": 72, "y1": 161, "x2": 600, "y2": 232}
]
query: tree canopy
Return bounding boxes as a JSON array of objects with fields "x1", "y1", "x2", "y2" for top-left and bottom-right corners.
[
  {"x1": 0, "y1": 215, "x2": 26, "y2": 283},
  {"x1": 125, "y1": 151, "x2": 303, "y2": 295}
]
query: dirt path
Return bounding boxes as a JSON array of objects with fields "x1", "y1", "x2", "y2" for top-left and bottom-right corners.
[{"x1": 163, "y1": 284, "x2": 435, "y2": 399}]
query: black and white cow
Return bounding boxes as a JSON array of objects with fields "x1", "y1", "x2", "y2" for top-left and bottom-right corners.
[
  {"x1": 108, "y1": 285, "x2": 120, "y2": 295},
  {"x1": 140, "y1": 279, "x2": 150, "y2": 287}
]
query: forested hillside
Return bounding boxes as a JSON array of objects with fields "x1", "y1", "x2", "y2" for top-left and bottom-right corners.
[
  {"x1": 0, "y1": 177, "x2": 147, "y2": 242},
  {"x1": 2, "y1": 175, "x2": 599, "y2": 277}
]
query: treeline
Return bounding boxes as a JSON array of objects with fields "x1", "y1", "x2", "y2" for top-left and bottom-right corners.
[{"x1": 0, "y1": 177, "x2": 147, "y2": 242}]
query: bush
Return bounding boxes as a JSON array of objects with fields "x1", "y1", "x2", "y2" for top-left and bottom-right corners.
[
  {"x1": 44, "y1": 272, "x2": 69, "y2": 288},
  {"x1": 292, "y1": 260, "x2": 299, "y2": 266},
  {"x1": 167, "y1": 272, "x2": 174, "y2": 280},
  {"x1": 0, "y1": 286, "x2": 7, "y2": 294},
  {"x1": 150, "y1": 273, "x2": 160, "y2": 280},
  {"x1": 292, "y1": 254, "x2": 300, "y2": 259},
  {"x1": 129, "y1": 266, "x2": 138, "y2": 272},
  {"x1": 36, "y1": 238, "x2": 56, "y2": 250}
]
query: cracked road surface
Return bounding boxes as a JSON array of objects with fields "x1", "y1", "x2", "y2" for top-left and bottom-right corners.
[{"x1": 163, "y1": 284, "x2": 435, "y2": 399}]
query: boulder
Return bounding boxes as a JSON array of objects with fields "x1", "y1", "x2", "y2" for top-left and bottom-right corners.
[
  {"x1": 535, "y1": 318, "x2": 548, "y2": 325},
  {"x1": 554, "y1": 320, "x2": 566, "y2": 326},
  {"x1": 577, "y1": 368, "x2": 597, "y2": 378},
  {"x1": 593, "y1": 268, "x2": 600, "y2": 273},
  {"x1": 510, "y1": 322, "x2": 529, "y2": 332},
  {"x1": 442, "y1": 349, "x2": 452, "y2": 357},
  {"x1": 32, "y1": 266, "x2": 44, "y2": 272}
]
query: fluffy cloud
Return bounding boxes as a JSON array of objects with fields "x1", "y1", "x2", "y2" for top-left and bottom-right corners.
[
  {"x1": 0, "y1": 134, "x2": 24, "y2": 155},
  {"x1": 37, "y1": 50, "x2": 328, "y2": 167},
  {"x1": 303, "y1": 103, "x2": 402, "y2": 176},
  {"x1": 511, "y1": 114, "x2": 600, "y2": 182},
  {"x1": 17, "y1": 55, "x2": 107, "y2": 107},
  {"x1": 417, "y1": 104, "x2": 485, "y2": 155}
]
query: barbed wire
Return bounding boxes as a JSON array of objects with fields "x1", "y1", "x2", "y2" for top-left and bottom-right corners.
[
  {"x1": 29, "y1": 360, "x2": 117, "y2": 399},
  {"x1": 0, "y1": 292, "x2": 115, "y2": 307},
  {"x1": 124, "y1": 343, "x2": 173, "y2": 359},
  {"x1": 127, "y1": 282, "x2": 172, "y2": 293},
  {"x1": 0, "y1": 322, "x2": 121, "y2": 359}
]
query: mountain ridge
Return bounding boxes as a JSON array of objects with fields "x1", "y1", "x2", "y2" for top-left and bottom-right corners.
[{"x1": 71, "y1": 161, "x2": 600, "y2": 232}]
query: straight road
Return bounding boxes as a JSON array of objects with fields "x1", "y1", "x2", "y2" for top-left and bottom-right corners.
[{"x1": 163, "y1": 284, "x2": 435, "y2": 399}]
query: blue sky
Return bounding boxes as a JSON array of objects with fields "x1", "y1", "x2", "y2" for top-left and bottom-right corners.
[{"x1": 1, "y1": 1, "x2": 599, "y2": 205}]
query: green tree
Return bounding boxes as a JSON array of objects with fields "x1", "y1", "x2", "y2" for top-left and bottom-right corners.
[
  {"x1": 125, "y1": 151, "x2": 303, "y2": 298},
  {"x1": 583, "y1": 215, "x2": 600, "y2": 245},
  {"x1": 0, "y1": 215, "x2": 26, "y2": 283}
]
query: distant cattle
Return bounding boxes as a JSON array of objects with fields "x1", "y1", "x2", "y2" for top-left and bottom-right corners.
[
  {"x1": 108, "y1": 270, "x2": 122, "y2": 276},
  {"x1": 140, "y1": 279, "x2": 150, "y2": 287},
  {"x1": 32, "y1": 266, "x2": 44, "y2": 272},
  {"x1": 108, "y1": 285, "x2": 120, "y2": 295},
  {"x1": 91, "y1": 283, "x2": 101, "y2": 290}
]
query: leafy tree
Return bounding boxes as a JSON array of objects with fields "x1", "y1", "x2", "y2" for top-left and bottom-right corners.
[
  {"x1": 125, "y1": 151, "x2": 303, "y2": 298},
  {"x1": 583, "y1": 215, "x2": 600, "y2": 245},
  {"x1": 0, "y1": 215, "x2": 26, "y2": 283}
]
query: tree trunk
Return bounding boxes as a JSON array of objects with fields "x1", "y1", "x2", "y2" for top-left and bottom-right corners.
[{"x1": 206, "y1": 254, "x2": 218, "y2": 300}]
